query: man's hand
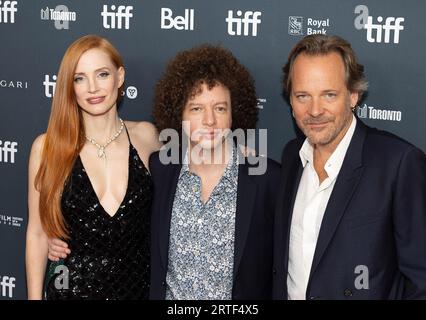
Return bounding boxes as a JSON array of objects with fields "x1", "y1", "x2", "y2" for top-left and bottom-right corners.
[{"x1": 48, "y1": 238, "x2": 70, "y2": 261}]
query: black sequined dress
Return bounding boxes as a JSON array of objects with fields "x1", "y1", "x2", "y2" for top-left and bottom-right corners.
[{"x1": 45, "y1": 128, "x2": 152, "y2": 300}]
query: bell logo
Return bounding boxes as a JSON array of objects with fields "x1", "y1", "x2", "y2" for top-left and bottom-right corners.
[
  {"x1": 161, "y1": 8, "x2": 194, "y2": 30},
  {"x1": 0, "y1": 276, "x2": 16, "y2": 298},
  {"x1": 101, "y1": 5, "x2": 133, "y2": 29},
  {"x1": 0, "y1": 140, "x2": 18, "y2": 164},
  {"x1": 226, "y1": 10, "x2": 261, "y2": 36},
  {"x1": 354, "y1": 5, "x2": 404, "y2": 44},
  {"x1": 0, "y1": 1, "x2": 17, "y2": 24}
]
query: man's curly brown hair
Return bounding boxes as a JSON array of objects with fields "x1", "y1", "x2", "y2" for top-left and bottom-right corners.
[{"x1": 153, "y1": 44, "x2": 258, "y2": 134}]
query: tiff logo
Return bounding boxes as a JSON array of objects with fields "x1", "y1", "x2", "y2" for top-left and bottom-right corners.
[
  {"x1": 43, "y1": 74, "x2": 57, "y2": 98},
  {"x1": 101, "y1": 5, "x2": 133, "y2": 29},
  {"x1": 354, "y1": 5, "x2": 404, "y2": 44},
  {"x1": 161, "y1": 8, "x2": 194, "y2": 30},
  {"x1": 257, "y1": 98, "x2": 267, "y2": 109},
  {"x1": 0, "y1": 276, "x2": 15, "y2": 298},
  {"x1": 0, "y1": 1, "x2": 17, "y2": 23},
  {"x1": 0, "y1": 140, "x2": 18, "y2": 163},
  {"x1": 226, "y1": 10, "x2": 261, "y2": 36}
]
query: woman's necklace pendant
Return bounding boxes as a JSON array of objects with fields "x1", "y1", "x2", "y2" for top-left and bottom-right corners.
[{"x1": 98, "y1": 147, "x2": 106, "y2": 159}]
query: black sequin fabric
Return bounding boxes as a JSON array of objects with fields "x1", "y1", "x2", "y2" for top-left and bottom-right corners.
[{"x1": 45, "y1": 141, "x2": 152, "y2": 300}]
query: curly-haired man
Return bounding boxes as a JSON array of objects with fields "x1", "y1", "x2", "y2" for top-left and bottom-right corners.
[{"x1": 149, "y1": 44, "x2": 280, "y2": 300}]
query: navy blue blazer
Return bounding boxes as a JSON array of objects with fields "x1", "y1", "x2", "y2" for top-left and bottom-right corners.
[
  {"x1": 273, "y1": 119, "x2": 426, "y2": 300},
  {"x1": 149, "y1": 150, "x2": 281, "y2": 300}
]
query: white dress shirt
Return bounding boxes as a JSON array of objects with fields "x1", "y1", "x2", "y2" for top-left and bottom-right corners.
[{"x1": 287, "y1": 115, "x2": 357, "y2": 300}]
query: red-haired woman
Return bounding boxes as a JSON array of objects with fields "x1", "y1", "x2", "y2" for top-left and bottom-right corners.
[{"x1": 25, "y1": 35, "x2": 161, "y2": 300}]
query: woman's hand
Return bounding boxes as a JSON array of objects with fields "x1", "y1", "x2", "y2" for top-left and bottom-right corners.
[{"x1": 48, "y1": 238, "x2": 71, "y2": 261}]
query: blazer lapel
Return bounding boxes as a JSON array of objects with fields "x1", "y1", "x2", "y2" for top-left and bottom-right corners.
[
  {"x1": 309, "y1": 119, "x2": 367, "y2": 279},
  {"x1": 159, "y1": 164, "x2": 181, "y2": 270},
  {"x1": 233, "y1": 163, "x2": 257, "y2": 281}
]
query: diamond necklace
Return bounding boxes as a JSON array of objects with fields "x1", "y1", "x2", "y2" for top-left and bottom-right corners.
[{"x1": 85, "y1": 118, "x2": 124, "y2": 160}]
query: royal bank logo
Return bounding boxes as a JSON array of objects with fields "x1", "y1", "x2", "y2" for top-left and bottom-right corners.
[
  {"x1": 288, "y1": 15, "x2": 331, "y2": 36},
  {"x1": 0, "y1": 1, "x2": 17, "y2": 24},
  {"x1": 161, "y1": 8, "x2": 194, "y2": 31},
  {"x1": 226, "y1": 10, "x2": 262, "y2": 36},
  {"x1": 0, "y1": 275, "x2": 15, "y2": 298},
  {"x1": 354, "y1": 5, "x2": 404, "y2": 44},
  {"x1": 40, "y1": 5, "x2": 77, "y2": 30},
  {"x1": 0, "y1": 79, "x2": 28, "y2": 89},
  {"x1": 0, "y1": 140, "x2": 18, "y2": 164},
  {"x1": 288, "y1": 16, "x2": 303, "y2": 35},
  {"x1": 101, "y1": 4, "x2": 133, "y2": 29},
  {"x1": 356, "y1": 103, "x2": 402, "y2": 122},
  {"x1": 0, "y1": 214, "x2": 23, "y2": 228}
]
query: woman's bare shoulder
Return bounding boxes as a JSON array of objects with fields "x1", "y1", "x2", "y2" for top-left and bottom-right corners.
[
  {"x1": 31, "y1": 133, "x2": 46, "y2": 157},
  {"x1": 124, "y1": 120, "x2": 161, "y2": 152}
]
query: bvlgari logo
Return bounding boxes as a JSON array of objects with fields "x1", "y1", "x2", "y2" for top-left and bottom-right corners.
[{"x1": 0, "y1": 79, "x2": 28, "y2": 89}]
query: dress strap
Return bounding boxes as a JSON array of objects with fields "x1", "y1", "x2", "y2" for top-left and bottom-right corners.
[{"x1": 123, "y1": 122, "x2": 132, "y2": 146}]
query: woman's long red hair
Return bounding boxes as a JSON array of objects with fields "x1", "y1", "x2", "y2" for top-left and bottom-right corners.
[{"x1": 35, "y1": 35, "x2": 124, "y2": 239}]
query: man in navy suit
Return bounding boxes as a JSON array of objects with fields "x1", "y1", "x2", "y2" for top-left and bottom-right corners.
[
  {"x1": 149, "y1": 44, "x2": 280, "y2": 300},
  {"x1": 273, "y1": 34, "x2": 426, "y2": 300}
]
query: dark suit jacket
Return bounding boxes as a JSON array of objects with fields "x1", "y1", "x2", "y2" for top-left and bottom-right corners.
[
  {"x1": 149, "y1": 150, "x2": 281, "y2": 300},
  {"x1": 273, "y1": 118, "x2": 426, "y2": 300}
]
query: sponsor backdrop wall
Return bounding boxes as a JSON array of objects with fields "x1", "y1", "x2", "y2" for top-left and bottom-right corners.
[{"x1": 0, "y1": 0, "x2": 424, "y2": 299}]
